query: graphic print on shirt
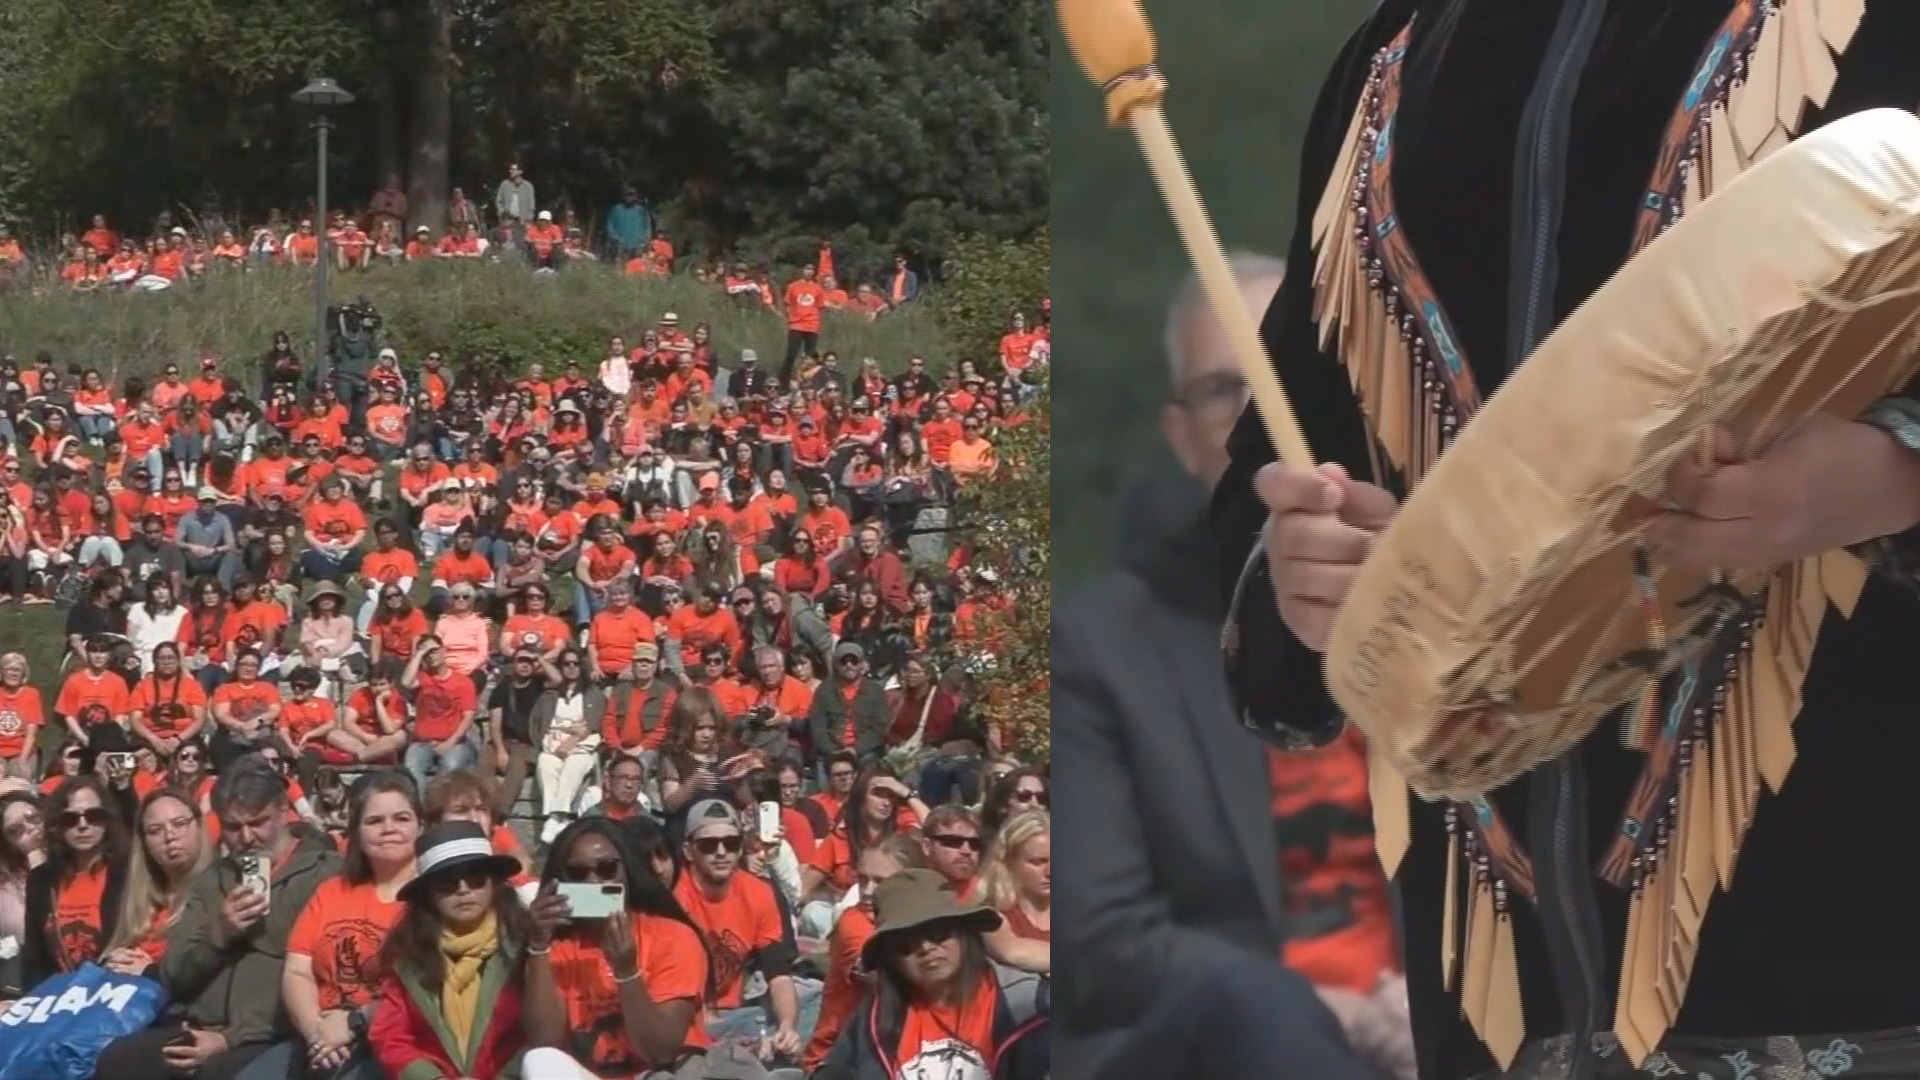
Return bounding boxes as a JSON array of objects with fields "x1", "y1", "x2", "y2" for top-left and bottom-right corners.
[
  {"x1": 322, "y1": 916, "x2": 389, "y2": 1008},
  {"x1": 898, "y1": 1040, "x2": 990, "y2": 1080},
  {"x1": 699, "y1": 924, "x2": 751, "y2": 1005}
]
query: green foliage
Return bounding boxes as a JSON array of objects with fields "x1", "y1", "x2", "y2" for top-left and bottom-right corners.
[
  {"x1": 1050, "y1": 1, "x2": 1375, "y2": 585},
  {"x1": 954, "y1": 381, "x2": 1051, "y2": 762},
  {"x1": 0, "y1": 263, "x2": 953, "y2": 378},
  {"x1": 0, "y1": 0, "x2": 1046, "y2": 276},
  {"x1": 931, "y1": 227, "x2": 1050, "y2": 371}
]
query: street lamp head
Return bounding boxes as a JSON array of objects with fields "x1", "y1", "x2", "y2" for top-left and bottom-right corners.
[{"x1": 293, "y1": 77, "x2": 354, "y2": 109}]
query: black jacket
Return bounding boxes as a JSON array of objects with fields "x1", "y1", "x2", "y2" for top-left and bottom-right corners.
[
  {"x1": 814, "y1": 969, "x2": 1049, "y2": 1080},
  {"x1": 1213, "y1": 3, "x2": 1920, "y2": 1077}
]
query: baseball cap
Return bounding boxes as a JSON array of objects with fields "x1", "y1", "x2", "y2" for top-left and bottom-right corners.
[
  {"x1": 685, "y1": 799, "x2": 742, "y2": 839},
  {"x1": 632, "y1": 641, "x2": 660, "y2": 663}
]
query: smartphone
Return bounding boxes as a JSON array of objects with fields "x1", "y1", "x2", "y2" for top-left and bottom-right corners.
[
  {"x1": 555, "y1": 881, "x2": 624, "y2": 921},
  {"x1": 757, "y1": 801, "x2": 782, "y2": 845},
  {"x1": 100, "y1": 752, "x2": 136, "y2": 774},
  {"x1": 236, "y1": 854, "x2": 271, "y2": 904},
  {"x1": 167, "y1": 1028, "x2": 196, "y2": 1048}
]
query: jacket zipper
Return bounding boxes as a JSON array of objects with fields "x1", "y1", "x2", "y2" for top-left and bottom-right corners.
[{"x1": 1507, "y1": 1, "x2": 1612, "y2": 1077}]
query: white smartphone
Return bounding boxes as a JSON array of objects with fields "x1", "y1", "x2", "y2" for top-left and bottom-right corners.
[
  {"x1": 757, "y1": 801, "x2": 782, "y2": 845},
  {"x1": 556, "y1": 881, "x2": 624, "y2": 921},
  {"x1": 237, "y1": 854, "x2": 271, "y2": 904},
  {"x1": 100, "y1": 752, "x2": 136, "y2": 774}
]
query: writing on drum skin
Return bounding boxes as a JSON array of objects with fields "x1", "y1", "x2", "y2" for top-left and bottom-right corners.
[{"x1": 1344, "y1": 556, "x2": 1438, "y2": 695}]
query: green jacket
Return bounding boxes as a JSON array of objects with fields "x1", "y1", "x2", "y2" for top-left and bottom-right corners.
[{"x1": 157, "y1": 834, "x2": 343, "y2": 1047}]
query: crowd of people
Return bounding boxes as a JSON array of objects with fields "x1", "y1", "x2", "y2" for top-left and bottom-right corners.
[{"x1": 0, "y1": 272, "x2": 1052, "y2": 1077}]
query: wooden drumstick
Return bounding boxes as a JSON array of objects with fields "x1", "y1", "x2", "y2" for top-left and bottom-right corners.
[{"x1": 1057, "y1": 0, "x2": 1315, "y2": 468}]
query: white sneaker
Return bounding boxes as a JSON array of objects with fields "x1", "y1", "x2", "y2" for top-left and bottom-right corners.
[{"x1": 540, "y1": 815, "x2": 567, "y2": 845}]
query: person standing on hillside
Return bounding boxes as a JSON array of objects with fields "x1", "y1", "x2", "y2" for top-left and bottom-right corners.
[
  {"x1": 605, "y1": 186, "x2": 651, "y2": 262},
  {"x1": 493, "y1": 163, "x2": 535, "y2": 250},
  {"x1": 782, "y1": 264, "x2": 828, "y2": 384}
]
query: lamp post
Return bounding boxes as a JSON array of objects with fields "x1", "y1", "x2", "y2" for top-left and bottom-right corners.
[{"x1": 293, "y1": 77, "x2": 354, "y2": 382}]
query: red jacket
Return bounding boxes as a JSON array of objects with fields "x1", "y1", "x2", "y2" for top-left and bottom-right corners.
[{"x1": 368, "y1": 955, "x2": 527, "y2": 1080}]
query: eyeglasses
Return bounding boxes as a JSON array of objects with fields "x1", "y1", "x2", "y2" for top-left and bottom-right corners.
[
  {"x1": 692, "y1": 835, "x2": 744, "y2": 856},
  {"x1": 1012, "y1": 789, "x2": 1049, "y2": 807},
  {"x1": 930, "y1": 833, "x2": 984, "y2": 852},
  {"x1": 559, "y1": 658, "x2": 582, "y2": 668},
  {"x1": 562, "y1": 857, "x2": 623, "y2": 882},
  {"x1": 58, "y1": 808, "x2": 109, "y2": 829}
]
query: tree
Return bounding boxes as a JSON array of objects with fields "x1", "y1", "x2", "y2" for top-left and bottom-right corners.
[
  {"x1": 949, "y1": 380, "x2": 1050, "y2": 763},
  {"x1": 932, "y1": 227, "x2": 1050, "y2": 371},
  {"x1": 0, "y1": 0, "x2": 1046, "y2": 280}
]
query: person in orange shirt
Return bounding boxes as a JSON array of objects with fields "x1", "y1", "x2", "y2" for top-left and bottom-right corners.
[
  {"x1": 587, "y1": 581, "x2": 655, "y2": 681},
  {"x1": 782, "y1": 264, "x2": 827, "y2": 383},
  {"x1": 799, "y1": 484, "x2": 853, "y2": 555},
  {"x1": 661, "y1": 585, "x2": 740, "y2": 674},
  {"x1": 524, "y1": 210, "x2": 563, "y2": 268},
  {"x1": 82, "y1": 213, "x2": 118, "y2": 257},
  {"x1": 670, "y1": 799, "x2": 803, "y2": 1052},
  {"x1": 335, "y1": 219, "x2": 370, "y2": 269},
  {"x1": 948, "y1": 416, "x2": 997, "y2": 485},
  {"x1": 55, "y1": 636, "x2": 132, "y2": 745},
  {"x1": 0, "y1": 652, "x2": 45, "y2": 778},
  {"x1": 803, "y1": 833, "x2": 922, "y2": 1069},
  {"x1": 404, "y1": 225, "x2": 436, "y2": 260},
  {"x1": 574, "y1": 524, "x2": 637, "y2": 625},
  {"x1": 299, "y1": 476, "x2": 367, "y2": 583},
  {"x1": 288, "y1": 219, "x2": 321, "y2": 265},
  {"x1": 130, "y1": 642, "x2": 207, "y2": 757},
  {"x1": 521, "y1": 819, "x2": 710, "y2": 1078}
]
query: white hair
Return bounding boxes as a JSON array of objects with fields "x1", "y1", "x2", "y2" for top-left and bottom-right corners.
[{"x1": 1162, "y1": 253, "x2": 1289, "y2": 390}]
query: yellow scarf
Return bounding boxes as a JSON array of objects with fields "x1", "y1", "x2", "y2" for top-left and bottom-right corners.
[{"x1": 438, "y1": 910, "x2": 499, "y2": 1057}]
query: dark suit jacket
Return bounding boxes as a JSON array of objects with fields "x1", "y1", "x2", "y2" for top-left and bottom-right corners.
[{"x1": 1053, "y1": 509, "x2": 1290, "y2": 1074}]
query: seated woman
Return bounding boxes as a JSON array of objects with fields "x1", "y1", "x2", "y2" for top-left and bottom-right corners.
[
  {"x1": 804, "y1": 834, "x2": 922, "y2": 1071},
  {"x1": 520, "y1": 818, "x2": 714, "y2": 1079},
  {"x1": 97, "y1": 787, "x2": 209, "y2": 978},
  {"x1": 22, "y1": 775, "x2": 129, "y2": 987},
  {"x1": 813, "y1": 869, "x2": 1048, "y2": 1080},
  {"x1": 275, "y1": 772, "x2": 420, "y2": 1080},
  {"x1": 367, "y1": 820, "x2": 531, "y2": 1080},
  {"x1": 531, "y1": 650, "x2": 606, "y2": 844}
]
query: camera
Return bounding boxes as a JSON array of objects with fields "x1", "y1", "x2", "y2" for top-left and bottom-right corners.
[{"x1": 747, "y1": 704, "x2": 777, "y2": 727}]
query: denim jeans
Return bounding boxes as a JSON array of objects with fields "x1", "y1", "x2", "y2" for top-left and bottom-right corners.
[
  {"x1": 404, "y1": 738, "x2": 478, "y2": 791},
  {"x1": 78, "y1": 414, "x2": 116, "y2": 440}
]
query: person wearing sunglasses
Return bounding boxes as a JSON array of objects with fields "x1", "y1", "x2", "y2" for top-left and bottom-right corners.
[
  {"x1": 21, "y1": 774, "x2": 129, "y2": 989},
  {"x1": 365, "y1": 820, "x2": 531, "y2": 1080},
  {"x1": 811, "y1": 868, "x2": 1048, "y2": 1080},
  {"x1": 672, "y1": 799, "x2": 806, "y2": 1061},
  {"x1": 519, "y1": 818, "x2": 716, "y2": 1079},
  {"x1": 808, "y1": 642, "x2": 889, "y2": 773}
]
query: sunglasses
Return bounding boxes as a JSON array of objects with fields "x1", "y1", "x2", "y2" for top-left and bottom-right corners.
[
  {"x1": 176, "y1": 752, "x2": 201, "y2": 762},
  {"x1": 931, "y1": 833, "x2": 984, "y2": 853},
  {"x1": 59, "y1": 808, "x2": 109, "y2": 829},
  {"x1": 560, "y1": 658, "x2": 582, "y2": 667},
  {"x1": 888, "y1": 923, "x2": 958, "y2": 955},
  {"x1": 837, "y1": 656, "x2": 863, "y2": 666},
  {"x1": 1012, "y1": 789, "x2": 1048, "y2": 807},
  {"x1": 429, "y1": 867, "x2": 497, "y2": 894},
  {"x1": 692, "y1": 835, "x2": 744, "y2": 856},
  {"x1": 563, "y1": 857, "x2": 623, "y2": 882}
]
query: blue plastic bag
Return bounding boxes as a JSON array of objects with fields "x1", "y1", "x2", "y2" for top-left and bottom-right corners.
[{"x1": 0, "y1": 963, "x2": 170, "y2": 1080}]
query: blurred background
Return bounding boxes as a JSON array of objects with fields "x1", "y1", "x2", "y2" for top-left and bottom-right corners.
[{"x1": 1050, "y1": 1, "x2": 1376, "y2": 585}]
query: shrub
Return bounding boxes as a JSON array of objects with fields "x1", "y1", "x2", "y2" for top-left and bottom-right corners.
[{"x1": 0, "y1": 260, "x2": 956, "y2": 377}]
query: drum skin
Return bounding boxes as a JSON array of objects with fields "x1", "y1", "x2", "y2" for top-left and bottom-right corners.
[{"x1": 1324, "y1": 108, "x2": 1920, "y2": 800}]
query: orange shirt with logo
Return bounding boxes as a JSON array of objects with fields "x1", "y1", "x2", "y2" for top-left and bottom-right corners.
[
  {"x1": 673, "y1": 872, "x2": 784, "y2": 1008},
  {"x1": 546, "y1": 913, "x2": 711, "y2": 1076},
  {"x1": 287, "y1": 878, "x2": 406, "y2": 1010},
  {"x1": 281, "y1": 697, "x2": 336, "y2": 745},
  {"x1": 52, "y1": 862, "x2": 110, "y2": 969},
  {"x1": 304, "y1": 499, "x2": 366, "y2": 542},
  {"x1": 0, "y1": 684, "x2": 44, "y2": 758},
  {"x1": 431, "y1": 550, "x2": 493, "y2": 586},
  {"x1": 131, "y1": 673, "x2": 206, "y2": 737},
  {"x1": 371, "y1": 608, "x2": 429, "y2": 662},
  {"x1": 55, "y1": 670, "x2": 131, "y2": 729},
  {"x1": 893, "y1": 972, "x2": 1000, "y2": 1074}
]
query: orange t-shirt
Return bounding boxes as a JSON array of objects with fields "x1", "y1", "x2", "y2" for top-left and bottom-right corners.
[
  {"x1": 52, "y1": 862, "x2": 110, "y2": 970},
  {"x1": 581, "y1": 543, "x2": 636, "y2": 586},
  {"x1": 431, "y1": 550, "x2": 493, "y2": 586},
  {"x1": 502, "y1": 613, "x2": 569, "y2": 655},
  {"x1": 785, "y1": 281, "x2": 825, "y2": 333},
  {"x1": 286, "y1": 877, "x2": 406, "y2": 1010},
  {"x1": 371, "y1": 609, "x2": 429, "y2": 662},
  {"x1": 131, "y1": 673, "x2": 206, "y2": 738},
  {"x1": 55, "y1": 670, "x2": 131, "y2": 730},
  {"x1": 665, "y1": 607, "x2": 742, "y2": 671},
  {"x1": 672, "y1": 873, "x2": 785, "y2": 1008},
  {"x1": 545, "y1": 913, "x2": 711, "y2": 1076},
  {"x1": 893, "y1": 971, "x2": 999, "y2": 1074},
  {"x1": 805, "y1": 905, "x2": 876, "y2": 1067},
  {"x1": 212, "y1": 679, "x2": 281, "y2": 730},
  {"x1": 808, "y1": 825, "x2": 860, "y2": 893},
  {"x1": 362, "y1": 549, "x2": 420, "y2": 588},
  {"x1": 366, "y1": 404, "x2": 409, "y2": 446},
  {"x1": 0, "y1": 684, "x2": 45, "y2": 758},
  {"x1": 303, "y1": 499, "x2": 366, "y2": 543},
  {"x1": 588, "y1": 607, "x2": 656, "y2": 676},
  {"x1": 800, "y1": 508, "x2": 853, "y2": 552},
  {"x1": 281, "y1": 697, "x2": 336, "y2": 745}
]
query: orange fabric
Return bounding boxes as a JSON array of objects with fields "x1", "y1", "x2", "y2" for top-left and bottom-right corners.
[
  {"x1": 807, "y1": 826, "x2": 857, "y2": 893},
  {"x1": 431, "y1": 550, "x2": 493, "y2": 586},
  {"x1": 582, "y1": 543, "x2": 636, "y2": 585},
  {"x1": 212, "y1": 679, "x2": 281, "y2": 729},
  {"x1": 411, "y1": 670, "x2": 476, "y2": 742},
  {"x1": 784, "y1": 281, "x2": 825, "y2": 333},
  {"x1": 361, "y1": 549, "x2": 420, "y2": 589},
  {"x1": 287, "y1": 877, "x2": 406, "y2": 1010},
  {"x1": 502, "y1": 613, "x2": 569, "y2": 655},
  {"x1": 303, "y1": 499, "x2": 365, "y2": 542},
  {"x1": 665, "y1": 608, "x2": 742, "y2": 672},
  {"x1": 371, "y1": 609, "x2": 429, "y2": 662},
  {"x1": 894, "y1": 970, "x2": 999, "y2": 1073},
  {"x1": 52, "y1": 862, "x2": 109, "y2": 970},
  {"x1": 0, "y1": 684, "x2": 43, "y2": 758},
  {"x1": 799, "y1": 508, "x2": 852, "y2": 552},
  {"x1": 673, "y1": 872, "x2": 785, "y2": 1008},
  {"x1": 805, "y1": 905, "x2": 875, "y2": 1067},
  {"x1": 545, "y1": 913, "x2": 711, "y2": 1075},
  {"x1": 1268, "y1": 727, "x2": 1398, "y2": 995},
  {"x1": 281, "y1": 697, "x2": 335, "y2": 746},
  {"x1": 132, "y1": 673, "x2": 205, "y2": 737},
  {"x1": 366, "y1": 404, "x2": 408, "y2": 446},
  {"x1": 589, "y1": 607, "x2": 656, "y2": 676},
  {"x1": 55, "y1": 670, "x2": 130, "y2": 730}
]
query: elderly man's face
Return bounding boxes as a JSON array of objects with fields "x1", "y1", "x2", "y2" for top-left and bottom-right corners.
[{"x1": 1160, "y1": 270, "x2": 1285, "y2": 490}]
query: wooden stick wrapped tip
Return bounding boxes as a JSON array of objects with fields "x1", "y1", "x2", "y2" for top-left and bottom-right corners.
[{"x1": 1056, "y1": 0, "x2": 1315, "y2": 468}]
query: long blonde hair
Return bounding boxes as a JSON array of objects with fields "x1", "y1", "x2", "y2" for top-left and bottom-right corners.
[
  {"x1": 979, "y1": 809, "x2": 1049, "y2": 911},
  {"x1": 106, "y1": 789, "x2": 212, "y2": 954}
]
